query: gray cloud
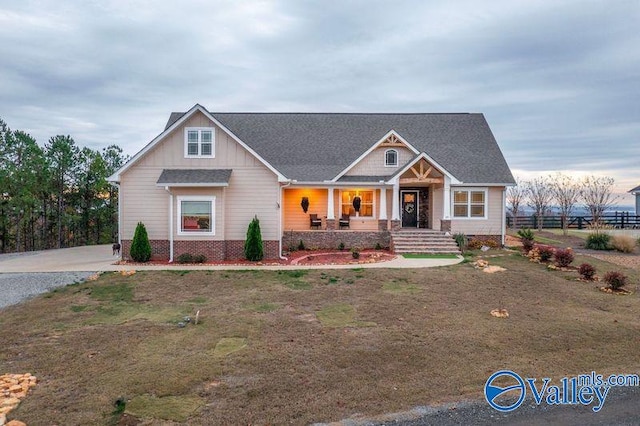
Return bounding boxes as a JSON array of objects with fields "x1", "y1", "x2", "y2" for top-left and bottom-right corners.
[{"x1": 1, "y1": 0, "x2": 638, "y2": 201}]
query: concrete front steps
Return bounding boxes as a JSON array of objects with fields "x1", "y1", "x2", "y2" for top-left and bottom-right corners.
[{"x1": 391, "y1": 229, "x2": 461, "y2": 254}]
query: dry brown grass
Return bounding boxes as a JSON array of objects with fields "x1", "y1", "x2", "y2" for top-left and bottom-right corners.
[
  {"x1": 1, "y1": 254, "x2": 639, "y2": 425},
  {"x1": 611, "y1": 234, "x2": 638, "y2": 253}
]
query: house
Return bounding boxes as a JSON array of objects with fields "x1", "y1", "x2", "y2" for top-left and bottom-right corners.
[
  {"x1": 108, "y1": 104, "x2": 515, "y2": 261},
  {"x1": 630, "y1": 185, "x2": 640, "y2": 215}
]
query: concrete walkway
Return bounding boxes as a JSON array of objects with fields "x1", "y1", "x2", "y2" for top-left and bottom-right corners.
[{"x1": 0, "y1": 245, "x2": 463, "y2": 273}]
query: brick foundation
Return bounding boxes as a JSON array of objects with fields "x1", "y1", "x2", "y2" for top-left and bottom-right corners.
[
  {"x1": 121, "y1": 239, "x2": 280, "y2": 261},
  {"x1": 391, "y1": 220, "x2": 401, "y2": 231},
  {"x1": 467, "y1": 235, "x2": 502, "y2": 246},
  {"x1": 378, "y1": 219, "x2": 388, "y2": 231},
  {"x1": 282, "y1": 231, "x2": 390, "y2": 251}
]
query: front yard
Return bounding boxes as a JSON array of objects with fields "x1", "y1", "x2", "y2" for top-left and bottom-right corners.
[{"x1": 1, "y1": 252, "x2": 639, "y2": 424}]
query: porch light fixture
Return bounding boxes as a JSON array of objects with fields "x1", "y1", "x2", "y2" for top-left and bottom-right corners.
[{"x1": 301, "y1": 197, "x2": 310, "y2": 213}]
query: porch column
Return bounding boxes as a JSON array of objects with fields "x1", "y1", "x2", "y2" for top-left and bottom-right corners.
[
  {"x1": 441, "y1": 176, "x2": 452, "y2": 232},
  {"x1": 392, "y1": 181, "x2": 400, "y2": 220},
  {"x1": 379, "y1": 187, "x2": 387, "y2": 220},
  {"x1": 326, "y1": 187, "x2": 336, "y2": 230}
]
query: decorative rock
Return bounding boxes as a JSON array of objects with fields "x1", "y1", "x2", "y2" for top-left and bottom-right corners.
[
  {"x1": 491, "y1": 308, "x2": 509, "y2": 318},
  {"x1": 7, "y1": 420, "x2": 27, "y2": 426},
  {"x1": 0, "y1": 373, "x2": 38, "y2": 423},
  {"x1": 177, "y1": 322, "x2": 186, "y2": 328},
  {"x1": 483, "y1": 265, "x2": 506, "y2": 273}
]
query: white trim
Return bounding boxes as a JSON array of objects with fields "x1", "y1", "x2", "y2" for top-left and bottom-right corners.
[
  {"x1": 384, "y1": 149, "x2": 399, "y2": 167},
  {"x1": 176, "y1": 195, "x2": 216, "y2": 236},
  {"x1": 443, "y1": 175, "x2": 451, "y2": 220},
  {"x1": 331, "y1": 130, "x2": 419, "y2": 182},
  {"x1": 392, "y1": 181, "x2": 400, "y2": 220},
  {"x1": 165, "y1": 187, "x2": 174, "y2": 262},
  {"x1": 116, "y1": 183, "x2": 122, "y2": 251},
  {"x1": 184, "y1": 127, "x2": 215, "y2": 158},
  {"x1": 452, "y1": 187, "x2": 488, "y2": 220},
  {"x1": 108, "y1": 104, "x2": 287, "y2": 183},
  {"x1": 451, "y1": 183, "x2": 515, "y2": 187},
  {"x1": 400, "y1": 190, "x2": 420, "y2": 228},
  {"x1": 293, "y1": 181, "x2": 387, "y2": 187},
  {"x1": 501, "y1": 188, "x2": 506, "y2": 246},
  {"x1": 387, "y1": 152, "x2": 461, "y2": 185},
  {"x1": 327, "y1": 188, "x2": 335, "y2": 220},
  {"x1": 155, "y1": 182, "x2": 229, "y2": 187},
  {"x1": 379, "y1": 187, "x2": 387, "y2": 220}
]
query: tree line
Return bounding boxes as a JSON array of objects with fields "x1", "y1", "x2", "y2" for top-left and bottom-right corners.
[
  {"x1": 0, "y1": 117, "x2": 128, "y2": 253},
  {"x1": 506, "y1": 174, "x2": 620, "y2": 234}
]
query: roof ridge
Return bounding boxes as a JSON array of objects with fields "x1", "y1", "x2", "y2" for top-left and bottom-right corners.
[{"x1": 207, "y1": 112, "x2": 477, "y2": 115}]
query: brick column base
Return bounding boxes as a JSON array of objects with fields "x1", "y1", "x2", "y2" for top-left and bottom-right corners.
[
  {"x1": 440, "y1": 220, "x2": 452, "y2": 232},
  {"x1": 378, "y1": 219, "x2": 388, "y2": 231},
  {"x1": 326, "y1": 219, "x2": 336, "y2": 231},
  {"x1": 391, "y1": 220, "x2": 401, "y2": 231}
]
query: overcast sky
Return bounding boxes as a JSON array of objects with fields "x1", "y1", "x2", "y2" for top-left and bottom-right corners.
[{"x1": 1, "y1": 1, "x2": 638, "y2": 203}]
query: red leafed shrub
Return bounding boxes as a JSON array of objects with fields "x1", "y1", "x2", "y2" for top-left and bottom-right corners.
[
  {"x1": 578, "y1": 263, "x2": 596, "y2": 281},
  {"x1": 537, "y1": 245, "x2": 555, "y2": 262},
  {"x1": 603, "y1": 271, "x2": 628, "y2": 290},
  {"x1": 554, "y1": 248, "x2": 574, "y2": 267}
]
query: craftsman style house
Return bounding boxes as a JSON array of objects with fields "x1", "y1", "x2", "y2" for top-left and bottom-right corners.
[{"x1": 108, "y1": 104, "x2": 515, "y2": 261}]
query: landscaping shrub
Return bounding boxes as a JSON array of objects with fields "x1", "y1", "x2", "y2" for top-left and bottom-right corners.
[
  {"x1": 351, "y1": 247, "x2": 360, "y2": 259},
  {"x1": 130, "y1": 222, "x2": 152, "y2": 262},
  {"x1": 554, "y1": 248, "x2": 574, "y2": 267},
  {"x1": 610, "y1": 235, "x2": 636, "y2": 253},
  {"x1": 578, "y1": 263, "x2": 596, "y2": 281},
  {"x1": 176, "y1": 253, "x2": 193, "y2": 264},
  {"x1": 244, "y1": 216, "x2": 263, "y2": 261},
  {"x1": 338, "y1": 242, "x2": 345, "y2": 251},
  {"x1": 193, "y1": 254, "x2": 207, "y2": 263},
  {"x1": 375, "y1": 242, "x2": 382, "y2": 250},
  {"x1": 585, "y1": 232, "x2": 611, "y2": 250},
  {"x1": 453, "y1": 233, "x2": 468, "y2": 250},
  {"x1": 537, "y1": 245, "x2": 555, "y2": 262},
  {"x1": 297, "y1": 240, "x2": 306, "y2": 251},
  {"x1": 603, "y1": 271, "x2": 628, "y2": 290},
  {"x1": 517, "y1": 228, "x2": 535, "y2": 252}
]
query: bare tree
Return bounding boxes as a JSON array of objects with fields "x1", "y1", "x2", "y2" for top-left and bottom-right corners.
[
  {"x1": 581, "y1": 175, "x2": 620, "y2": 229},
  {"x1": 526, "y1": 176, "x2": 553, "y2": 231},
  {"x1": 550, "y1": 173, "x2": 582, "y2": 235},
  {"x1": 506, "y1": 178, "x2": 526, "y2": 228}
]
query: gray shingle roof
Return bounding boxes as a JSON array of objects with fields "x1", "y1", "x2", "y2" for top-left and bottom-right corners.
[
  {"x1": 167, "y1": 112, "x2": 515, "y2": 184},
  {"x1": 337, "y1": 175, "x2": 389, "y2": 183},
  {"x1": 156, "y1": 169, "x2": 232, "y2": 185},
  {"x1": 630, "y1": 185, "x2": 640, "y2": 193}
]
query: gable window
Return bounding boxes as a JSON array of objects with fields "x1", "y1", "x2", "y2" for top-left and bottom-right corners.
[
  {"x1": 185, "y1": 127, "x2": 215, "y2": 158},
  {"x1": 340, "y1": 190, "x2": 375, "y2": 218},
  {"x1": 453, "y1": 189, "x2": 486, "y2": 219},
  {"x1": 177, "y1": 196, "x2": 215, "y2": 235},
  {"x1": 385, "y1": 149, "x2": 398, "y2": 167}
]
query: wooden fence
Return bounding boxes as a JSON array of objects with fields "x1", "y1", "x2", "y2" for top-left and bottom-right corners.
[{"x1": 506, "y1": 212, "x2": 640, "y2": 229}]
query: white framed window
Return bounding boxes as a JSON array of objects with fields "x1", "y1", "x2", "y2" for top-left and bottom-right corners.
[
  {"x1": 453, "y1": 188, "x2": 487, "y2": 219},
  {"x1": 384, "y1": 149, "x2": 398, "y2": 167},
  {"x1": 340, "y1": 189, "x2": 375, "y2": 218},
  {"x1": 177, "y1": 196, "x2": 216, "y2": 235},
  {"x1": 184, "y1": 127, "x2": 215, "y2": 158}
]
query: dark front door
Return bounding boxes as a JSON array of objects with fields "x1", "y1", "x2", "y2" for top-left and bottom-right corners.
[{"x1": 401, "y1": 191, "x2": 419, "y2": 228}]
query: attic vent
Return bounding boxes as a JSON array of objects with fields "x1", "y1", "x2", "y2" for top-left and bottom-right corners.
[{"x1": 382, "y1": 133, "x2": 404, "y2": 146}]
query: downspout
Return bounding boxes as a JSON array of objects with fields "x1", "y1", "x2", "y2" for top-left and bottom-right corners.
[
  {"x1": 278, "y1": 181, "x2": 292, "y2": 260},
  {"x1": 115, "y1": 182, "x2": 122, "y2": 249},
  {"x1": 501, "y1": 188, "x2": 506, "y2": 246},
  {"x1": 164, "y1": 186, "x2": 174, "y2": 262}
]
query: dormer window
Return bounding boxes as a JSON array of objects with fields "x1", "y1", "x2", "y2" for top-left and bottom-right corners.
[
  {"x1": 385, "y1": 149, "x2": 398, "y2": 167},
  {"x1": 185, "y1": 127, "x2": 215, "y2": 158}
]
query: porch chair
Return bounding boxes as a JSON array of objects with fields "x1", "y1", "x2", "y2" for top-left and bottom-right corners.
[
  {"x1": 309, "y1": 213, "x2": 322, "y2": 229},
  {"x1": 339, "y1": 214, "x2": 350, "y2": 229}
]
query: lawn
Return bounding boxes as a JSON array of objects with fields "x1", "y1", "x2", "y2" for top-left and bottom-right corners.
[{"x1": 1, "y1": 253, "x2": 639, "y2": 425}]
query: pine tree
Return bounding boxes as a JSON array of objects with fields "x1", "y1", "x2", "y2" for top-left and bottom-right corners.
[
  {"x1": 244, "y1": 216, "x2": 263, "y2": 261},
  {"x1": 130, "y1": 222, "x2": 152, "y2": 262}
]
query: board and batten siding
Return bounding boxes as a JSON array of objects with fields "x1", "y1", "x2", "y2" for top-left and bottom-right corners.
[
  {"x1": 120, "y1": 110, "x2": 279, "y2": 241},
  {"x1": 450, "y1": 187, "x2": 504, "y2": 235},
  {"x1": 345, "y1": 146, "x2": 414, "y2": 176}
]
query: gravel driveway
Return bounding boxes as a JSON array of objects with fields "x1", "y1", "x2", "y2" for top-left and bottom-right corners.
[{"x1": 0, "y1": 272, "x2": 94, "y2": 309}]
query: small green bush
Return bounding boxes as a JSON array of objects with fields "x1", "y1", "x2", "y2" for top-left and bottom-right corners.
[
  {"x1": 578, "y1": 263, "x2": 596, "y2": 280},
  {"x1": 351, "y1": 247, "x2": 360, "y2": 259},
  {"x1": 297, "y1": 240, "x2": 306, "y2": 251},
  {"x1": 517, "y1": 228, "x2": 535, "y2": 252},
  {"x1": 176, "y1": 253, "x2": 193, "y2": 264},
  {"x1": 603, "y1": 271, "x2": 627, "y2": 290},
  {"x1": 585, "y1": 232, "x2": 611, "y2": 250},
  {"x1": 244, "y1": 216, "x2": 264, "y2": 261},
  {"x1": 375, "y1": 242, "x2": 382, "y2": 250},
  {"x1": 193, "y1": 254, "x2": 207, "y2": 263},
  {"x1": 453, "y1": 233, "x2": 467, "y2": 250},
  {"x1": 338, "y1": 242, "x2": 345, "y2": 251},
  {"x1": 554, "y1": 248, "x2": 574, "y2": 267},
  {"x1": 130, "y1": 222, "x2": 152, "y2": 262}
]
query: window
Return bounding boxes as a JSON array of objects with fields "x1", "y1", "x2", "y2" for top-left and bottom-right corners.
[
  {"x1": 184, "y1": 127, "x2": 215, "y2": 157},
  {"x1": 340, "y1": 190, "x2": 374, "y2": 218},
  {"x1": 177, "y1": 196, "x2": 215, "y2": 235},
  {"x1": 453, "y1": 189, "x2": 486, "y2": 219},
  {"x1": 385, "y1": 149, "x2": 398, "y2": 167}
]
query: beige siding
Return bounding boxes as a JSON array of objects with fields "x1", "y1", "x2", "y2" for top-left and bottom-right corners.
[
  {"x1": 451, "y1": 187, "x2": 504, "y2": 235},
  {"x1": 283, "y1": 188, "x2": 329, "y2": 231},
  {"x1": 346, "y1": 146, "x2": 414, "y2": 176},
  {"x1": 120, "y1": 111, "x2": 279, "y2": 241}
]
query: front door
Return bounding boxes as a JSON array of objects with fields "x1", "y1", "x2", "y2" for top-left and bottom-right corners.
[{"x1": 401, "y1": 190, "x2": 419, "y2": 228}]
